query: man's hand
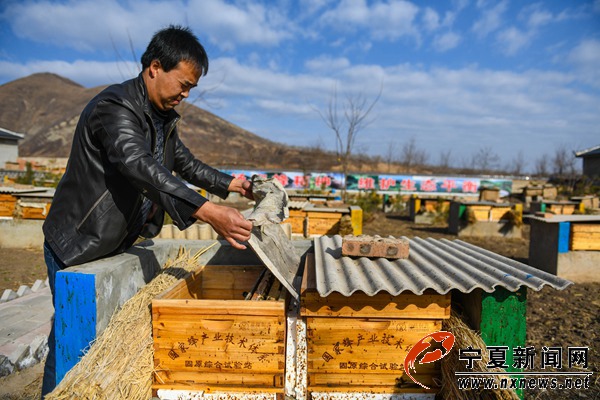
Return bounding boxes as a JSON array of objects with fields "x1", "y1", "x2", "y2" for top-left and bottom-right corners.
[
  {"x1": 228, "y1": 178, "x2": 254, "y2": 200},
  {"x1": 193, "y1": 202, "x2": 253, "y2": 250}
]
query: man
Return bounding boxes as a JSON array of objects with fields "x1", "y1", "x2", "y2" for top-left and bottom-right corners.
[{"x1": 41, "y1": 25, "x2": 253, "y2": 396}]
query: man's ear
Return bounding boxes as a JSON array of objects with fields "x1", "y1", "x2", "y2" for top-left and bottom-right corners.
[{"x1": 149, "y1": 59, "x2": 162, "y2": 78}]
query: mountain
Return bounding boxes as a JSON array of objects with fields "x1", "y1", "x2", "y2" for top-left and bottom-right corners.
[{"x1": 0, "y1": 73, "x2": 345, "y2": 171}]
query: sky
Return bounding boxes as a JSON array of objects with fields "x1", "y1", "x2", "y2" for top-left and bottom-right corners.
[{"x1": 1, "y1": 0, "x2": 599, "y2": 174}]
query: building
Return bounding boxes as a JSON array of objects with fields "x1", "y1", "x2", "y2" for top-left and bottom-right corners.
[
  {"x1": 0, "y1": 127, "x2": 25, "y2": 169},
  {"x1": 575, "y1": 145, "x2": 600, "y2": 178}
]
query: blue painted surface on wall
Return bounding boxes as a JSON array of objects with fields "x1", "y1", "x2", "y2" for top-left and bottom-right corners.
[
  {"x1": 558, "y1": 222, "x2": 571, "y2": 254},
  {"x1": 54, "y1": 271, "x2": 96, "y2": 384}
]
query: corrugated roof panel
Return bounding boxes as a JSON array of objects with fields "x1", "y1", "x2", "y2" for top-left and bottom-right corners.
[
  {"x1": 314, "y1": 235, "x2": 572, "y2": 297},
  {"x1": 526, "y1": 215, "x2": 600, "y2": 223},
  {"x1": 288, "y1": 201, "x2": 309, "y2": 210}
]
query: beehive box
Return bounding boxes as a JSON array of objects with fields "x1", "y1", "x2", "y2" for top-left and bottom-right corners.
[
  {"x1": 152, "y1": 264, "x2": 287, "y2": 393},
  {"x1": 570, "y1": 223, "x2": 600, "y2": 251},
  {"x1": 17, "y1": 201, "x2": 51, "y2": 219},
  {"x1": 0, "y1": 194, "x2": 16, "y2": 217},
  {"x1": 306, "y1": 210, "x2": 343, "y2": 236},
  {"x1": 288, "y1": 208, "x2": 307, "y2": 235},
  {"x1": 300, "y1": 254, "x2": 450, "y2": 395},
  {"x1": 468, "y1": 204, "x2": 512, "y2": 221}
]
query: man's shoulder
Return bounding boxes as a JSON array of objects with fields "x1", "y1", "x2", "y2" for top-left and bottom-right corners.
[{"x1": 87, "y1": 76, "x2": 145, "y2": 112}]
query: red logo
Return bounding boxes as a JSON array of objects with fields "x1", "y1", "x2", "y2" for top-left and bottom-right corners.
[{"x1": 404, "y1": 331, "x2": 455, "y2": 389}]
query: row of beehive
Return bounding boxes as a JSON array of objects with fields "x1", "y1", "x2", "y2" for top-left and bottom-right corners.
[
  {"x1": 151, "y1": 254, "x2": 447, "y2": 397},
  {"x1": 0, "y1": 194, "x2": 51, "y2": 219}
]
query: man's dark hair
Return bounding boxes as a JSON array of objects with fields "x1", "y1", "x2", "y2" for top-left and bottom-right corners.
[{"x1": 141, "y1": 25, "x2": 208, "y2": 76}]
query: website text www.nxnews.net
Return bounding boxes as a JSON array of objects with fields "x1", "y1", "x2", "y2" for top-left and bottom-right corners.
[{"x1": 456, "y1": 373, "x2": 592, "y2": 391}]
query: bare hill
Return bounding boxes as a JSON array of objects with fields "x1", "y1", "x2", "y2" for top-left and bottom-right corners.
[{"x1": 0, "y1": 73, "x2": 345, "y2": 171}]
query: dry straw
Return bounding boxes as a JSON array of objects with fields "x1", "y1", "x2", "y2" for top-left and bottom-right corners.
[
  {"x1": 440, "y1": 312, "x2": 520, "y2": 400},
  {"x1": 46, "y1": 244, "x2": 216, "y2": 400}
]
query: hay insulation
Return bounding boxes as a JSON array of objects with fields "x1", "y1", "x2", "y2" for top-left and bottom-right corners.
[
  {"x1": 46, "y1": 244, "x2": 216, "y2": 400},
  {"x1": 440, "y1": 313, "x2": 520, "y2": 400}
]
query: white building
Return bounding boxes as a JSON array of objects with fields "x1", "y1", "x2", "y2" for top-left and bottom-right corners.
[{"x1": 0, "y1": 127, "x2": 25, "y2": 168}]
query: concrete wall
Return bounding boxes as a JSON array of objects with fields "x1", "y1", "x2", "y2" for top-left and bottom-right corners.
[{"x1": 0, "y1": 219, "x2": 44, "y2": 249}]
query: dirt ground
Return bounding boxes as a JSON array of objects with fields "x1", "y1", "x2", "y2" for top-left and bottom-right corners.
[{"x1": 0, "y1": 212, "x2": 598, "y2": 399}]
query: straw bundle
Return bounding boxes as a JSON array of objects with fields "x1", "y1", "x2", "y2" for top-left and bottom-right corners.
[
  {"x1": 46, "y1": 244, "x2": 216, "y2": 400},
  {"x1": 440, "y1": 313, "x2": 520, "y2": 400}
]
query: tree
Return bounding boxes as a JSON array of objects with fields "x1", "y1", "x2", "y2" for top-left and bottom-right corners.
[
  {"x1": 534, "y1": 155, "x2": 549, "y2": 177},
  {"x1": 400, "y1": 137, "x2": 428, "y2": 172},
  {"x1": 384, "y1": 139, "x2": 398, "y2": 173},
  {"x1": 506, "y1": 150, "x2": 527, "y2": 176},
  {"x1": 471, "y1": 146, "x2": 501, "y2": 173},
  {"x1": 551, "y1": 144, "x2": 577, "y2": 177},
  {"x1": 438, "y1": 149, "x2": 452, "y2": 171},
  {"x1": 314, "y1": 85, "x2": 382, "y2": 199}
]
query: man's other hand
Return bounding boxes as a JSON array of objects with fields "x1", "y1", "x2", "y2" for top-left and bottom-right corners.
[
  {"x1": 228, "y1": 178, "x2": 254, "y2": 200},
  {"x1": 193, "y1": 202, "x2": 253, "y2": 250}
]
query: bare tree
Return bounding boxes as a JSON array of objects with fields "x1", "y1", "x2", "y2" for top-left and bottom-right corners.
[
  {"x1": 471, "y1": 146, "x2": 501, "y2": 173},
  {"x1": 314, "y1": 85, "x2": 382, "y2": 199},
  {"x1": 551, "y1": 144, "x2": 577, "y2": 177},
  {"x1": 506, "y1": 150, "x2": 527, "y2": 176},
  {"x1": 438, "y1": 149, "x2": 452, "y2": 171},
  {"x1": 400, "y1": 137, "x2": 428, "y2": 172},
  {"x1": 384, "y1": 139, "x2": 398, "y2": 173},
  {"x1": 534, "y1": 155, "x2": 549, "y2": 177}
]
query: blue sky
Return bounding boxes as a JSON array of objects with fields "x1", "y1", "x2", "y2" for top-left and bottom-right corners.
[{"x1": 1, "y1": 0, "x2": 599, "y2": 173}]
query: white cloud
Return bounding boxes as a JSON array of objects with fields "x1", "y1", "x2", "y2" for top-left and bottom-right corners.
[
  {"x1": 0, "y1": 0, "x2": 293, "y2": 54},
  {"x1": 186, "y1": 0, "x2": 293, "y2": 50},
  {"x1": 0, "y1": 59, "x2": 139, "y2": 87},
  {"x1": 422, "y1": 7, "x2": 440, "y2": 32},
  {"x1": 472, "y1": 0, "x2": 508, "y2": 38},
  {"x1": 497, "y1": 27, "x2": 532, "y2": 56},
  {"x1": 433, "y1": 32, "x2": 461, "y2": 52},
  {"x1": 320, "y1": 0, "x2": 420, "y2": 42},
  {"x1": 567, "y1": 39, "x2": 600, "y2": 88},
  {"x1": 305, "y1": 56, "x2": 351, "y2": 72}
]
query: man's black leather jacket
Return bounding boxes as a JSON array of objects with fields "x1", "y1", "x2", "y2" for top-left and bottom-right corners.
[{"x1": 43, "y1": 74, "x2": 233, "y2": 267}]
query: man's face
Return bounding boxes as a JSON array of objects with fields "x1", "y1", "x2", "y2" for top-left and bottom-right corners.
[{"x1": 147, "y1": 60, "x2": 201, "y2": 112}]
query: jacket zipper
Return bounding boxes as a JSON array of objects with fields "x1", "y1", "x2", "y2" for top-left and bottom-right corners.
[
  {"x1": 76, "y1": 190, "x2": 110, "y2": 230},
  {"x1": 163, "y1": 116, "x2": 179, "y2": 163}
]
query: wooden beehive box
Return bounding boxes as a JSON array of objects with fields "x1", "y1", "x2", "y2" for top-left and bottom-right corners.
[
  {"x1": 17, "y1": 202, "x2": 51, "y2": 219},
  {"x1": 468, "y1": 204, "x2": 512, "y2": 221},
  {"x1": 0, "y1": 194, "x2": 16, "y2": 217},
  {"x1": 546, "y1": 201, "x2": 577, "y2": 215},
  {"x1": 570, "y1": 223, "x2": 600, "y2": 251},
  {"x1": 306, "y1": 210, "x2": 343, "y2": 236},
  {"x1": 288, "y1": 208, "x2": 307, "y2": 235},
  {"x1": 152, "y1": 264, "x2": 287, "y2": 393},
  {"x1": 300, "y1": 254, "x2": 450, "y2": 395}
]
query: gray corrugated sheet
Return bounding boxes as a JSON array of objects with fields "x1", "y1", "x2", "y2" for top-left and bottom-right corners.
[
  {"x1": 0, "y1": 186, "x2": 48, "y2": 194},
  {"x1": 288, "y1": 200, "x2": 309, "y2": 210},
  {"x1": 314, "y1": 235, "x2": 572, "y2": 297},
  {"x1": 526, "y1": 215, "x2": 600, "y2": 223}
]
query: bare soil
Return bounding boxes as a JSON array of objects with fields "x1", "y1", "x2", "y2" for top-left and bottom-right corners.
[{"x1": 0, "y1": 212, "x2": 597, "y2": 399}]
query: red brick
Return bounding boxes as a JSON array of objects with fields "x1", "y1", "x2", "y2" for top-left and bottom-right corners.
[{"x1": 341, "y1": 235, "x2": 409, "y2": 259}]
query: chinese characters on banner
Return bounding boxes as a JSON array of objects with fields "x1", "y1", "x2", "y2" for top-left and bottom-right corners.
[{"x1": 224, "y1": 170, "x2": 512, "y2": 195}]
